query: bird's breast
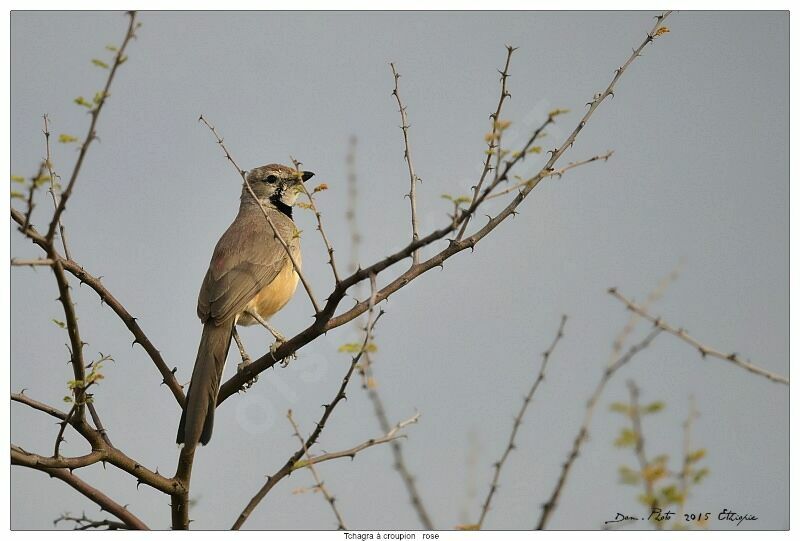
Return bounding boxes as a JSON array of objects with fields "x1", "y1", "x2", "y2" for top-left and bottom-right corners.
[{"x1": 239, "y1": 255, "x2": 301, "y2": 325}]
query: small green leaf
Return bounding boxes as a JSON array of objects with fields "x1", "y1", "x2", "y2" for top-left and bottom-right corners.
[
  {"x1": 643, "y1": 401, "x2": 665, "y2": 414},
  {"x1": 92, "y1": 91, "x2": 108, "y2": 105},
  {"x1": 609, "y1": 402, "x2": 631, "y2": 415},
  {"x1": 10, "y1": 175, "x2": 25, "y2": 184},
  {"x1": 338, "y1": 342, "x2": 378, "y2": 354},
  {"x1": 91, "y1": 58, "x2": 109, "y2": 69},
  {"x1": 692, "y1": 467, "x2": 710, "y2": 484},
  {"x1": 34, "y1": 175, "x2": 51, "y2": 187},
  {"x1": 52, "y1": 319, "x2": 66, "y2": 329},
  {"x1": 105, "y1": 44, "x2": 118, "y2": 52},
  {"x1": 614, "y1": 428, "x2": 638, "y2": 448},
  {"x1": 687, "y1": 449, "x2": 706, "y2": 464},
  {"x1": 118, "y1": 54, "x2": 128, "y2": 65},
  {"x1": 10, "y1": 190, "x2": 25, "y2": 200},
  {"x1": 58, "y1": 134, "x2": 79, "y2": 144},
  {"x1": 74, "y1": 96, "x2": 92, "y2": 109},
  {"x1": 63, "y1": 396, "x2": 73, "y2": 403}
]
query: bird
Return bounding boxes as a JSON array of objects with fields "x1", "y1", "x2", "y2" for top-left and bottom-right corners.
[{"x1": 177, "y1": 163, "x2": 314, "y2": 448}]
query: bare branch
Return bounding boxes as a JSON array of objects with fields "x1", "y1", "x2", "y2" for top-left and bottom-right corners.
[
  {"x1": 287, "y1": 410, "x2": 347, "y2": 530},
  {"x1": 11, "y1": 258, "x2": 55, "y2": 266},
  {"x1": 290, "y1": 413, "x2": 420, "y2": 471},
  {"x1": 486, "y1": 150, "x2": 614, "y2": 201},
  {"x1": 477, "y1": 315, "x2": 567, "y2": 529},
  {"x1": 54, "y1": 512, "x2": 128, "y2": 531},
  {"x1": 43, "y1": 114, "x2": 71, "y2": 259},
  {"x1": 609, "y1": 288, "x2": 788, "y2": 385},
  {"x1": 390, "y1": 63, "x2": 421, "y2": 265},
  {"x1": 198, "y1": 114, "x2": 322, "y2": 315},
  {"x1": 457, "y1": 45, "x2": 516, "y2": 240},
  {"x1": 536, "y1": 327, "x2": 661, "y2": 529},
  {"x1": 293, "y1": 157, "x2": 342, "y2": 285}
]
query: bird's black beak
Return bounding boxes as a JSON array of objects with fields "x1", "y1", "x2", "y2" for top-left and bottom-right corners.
[{"x1": 302, "y1": 171, "x2": 315, "y2": 182}]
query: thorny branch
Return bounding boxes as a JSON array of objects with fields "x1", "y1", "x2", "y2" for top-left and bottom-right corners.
[
  {"x1": 346, "y1": 137, "x2": 435, "y2": 529},
  {"x1": 287, "y1": 410, "x2": 347, "y2": 530},
  {"x1": 477, "y1": 315, "x2": 567, "y2": 529},
  {"x1": 536, "y1": 327, "x2": 662, "y2": 530},
  {"x1": 610, "y1": 288, "x2": 789, "y2": 385},
  {"x1": 390, "y1": 63, "x2": 421, "y2": 265}
]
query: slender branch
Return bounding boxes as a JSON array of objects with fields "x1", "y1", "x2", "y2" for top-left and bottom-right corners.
[
  {"x1": 10, "y1": 209, "x2": 185, "y2": 406},
  {"x1": 11, "y1": 258, "x2": 54, "y2": 266},
  {"x1": 53, "y1": 404, "x2": 78, "y2": 457},
  {"x1": 291, "y1": 413, "x2": 420, "y2": 471},
  {"x1": 198, "y1": 114, "x2": 321, "y2": 314},
  {"x1": 536, "y1": 327, "x2": 662, "y2": 530},
  {"x1": 609, "y1": 288, "x2": 788, "y2": 385},
  {"x1": 55, "y1": 513, "x2": 128, "y2": 531},
  {"x1": 46, "y1": 12, "x2": 138, "y2": 244},
  {"x1": 21, "y1": 162, "x2": 46, "y2": 231},
  {"x1": 51, "y1": 258, "x2": 87, "y2": 420},
  {"x1": 626, "y1": 380, "x2": 658, "y2": 518},
  {"x1": 294, "y1": 157, "x2": 342, "y2": 285},
  {"x1": 477, "y1": 315, "x2": 567, "y2": 529},
  {"x1": 12, "y1": 445, "x2": 104, "y2": 470},
  {"x1": 43, "y1": 114, "x2": 71, "y2": 259},
  {"x1": 12, "y1": 457, "x2": 149, "y2": 530},
  {"x1": 232, "y1": 274, "x2": 381, "y2": 530},
  {"x1": 287, "y1": 410, "x2": 347, "y2": 530},
  {"x1": 87, "y1": 401, "x2": 113, "y2": 446},
  {"x1": 486, "y1": 150, "x2": 614, "y2": 200},
  {"x1": 390, "y1": 63, "x2": 421, "y2": 265},
  {"x1": 457, "y1": 45, "x2": 516, "y2": 240},
  {"x1": 345, "y1": 140, "x2": 434, "y2": 529}
]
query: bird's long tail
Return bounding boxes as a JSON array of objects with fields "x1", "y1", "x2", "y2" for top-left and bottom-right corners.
[{"x1": 177, "y1": 320, "x2": 234, "y2": 447}]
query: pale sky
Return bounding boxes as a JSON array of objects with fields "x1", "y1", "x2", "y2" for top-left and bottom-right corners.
[{"x1": 10, "y1": 11, "x2": 788, "y2": 530}]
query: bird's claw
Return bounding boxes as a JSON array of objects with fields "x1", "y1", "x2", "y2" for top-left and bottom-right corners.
[{"x1": 237, "y1": 359, "x2": 258, "y2": 390}]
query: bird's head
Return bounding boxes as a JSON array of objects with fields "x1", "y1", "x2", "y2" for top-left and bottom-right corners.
[{"x1": 244, "y1": 163, "x2": 314, "y2": 208}]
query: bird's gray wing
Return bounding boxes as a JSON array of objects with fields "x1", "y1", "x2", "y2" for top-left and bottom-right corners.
[{"x1": 198, "y1": 210, "x2": 299, "y2": 325}]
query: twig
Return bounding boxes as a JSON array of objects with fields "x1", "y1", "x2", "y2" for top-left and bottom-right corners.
[
  {"x1": 477, "y1": 315, "x2": 567, "y2": 529},
  {"x1": 291, "y1": 413, "x2": 420, "y2": 471},
  {"x1": 198, "y1": 114, "x2": 321, "y2": 315},
  {"x1": 626, "y1": 381, "x2": 658, "y2": 514},
  {"x1": 21, "y1": 162, "x2": 46, "y2": 231},
  {"x1": 287, "y1": 410, "x2": 347, "y2": 530},
  {"x1": 609, "y1": 288, "x2": 788, "y2": 385},
  {"x1": 43, "y1": 114, "x2": 71, "y2": 259},
  {"x1": 232, "y1": 274, "x2": 382, "y2": 529},
  {"x1": 536, "y1": 327, "x2": 662, "y2": 530},
  {"x1": 54, "y1": 512, "x2": 128, "y2": 531},
  {"x1": 390, "y1": 63, "x2": 421, "y2": 265},
  {"x1": 486, "y1": 151, "x2": 614, "y2": 200},
  {"x1": 345, "y1": 142, "x2": 434, "y2": 529},
  {"x1": 345, "y1": 136, "x2": 361, "y2": 274},
  {"x1": 46, "y1": 12, "x2": 138, "y2": 244},
  {"x1": 293, "y1": 157, "x2": 342, "y2": 285},
  {"x1": 457, "y1": 45, "x2": 516, "y2": 240},
  {"x1": 53, "y1": 404, "x2": 78, "y2": 457},
  {"x1": 87, "y1": 401, "x2": 113, "y2": 446},
  {"x1": 10, "y1": 258, "x2": 55, "y2": 266},
  {"x1": 12, "y1": 444, "x2": 104, "y2": 470}
]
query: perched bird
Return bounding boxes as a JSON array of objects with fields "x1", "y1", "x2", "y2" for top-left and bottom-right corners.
[{"x1": 177, "y1": 164, "x2": 313, "y2": 448}]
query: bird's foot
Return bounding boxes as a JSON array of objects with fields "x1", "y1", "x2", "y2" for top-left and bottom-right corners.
[{"x1": 237, "y1": 358, "x2": 258, "y2": 390}]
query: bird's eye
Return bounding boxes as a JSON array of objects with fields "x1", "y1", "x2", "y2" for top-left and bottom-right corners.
[{"x1": 265, "y1": 175, "x2": 277, "y2": 184}]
